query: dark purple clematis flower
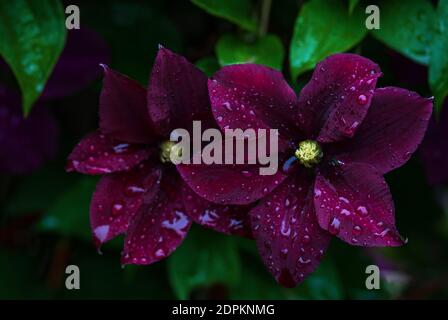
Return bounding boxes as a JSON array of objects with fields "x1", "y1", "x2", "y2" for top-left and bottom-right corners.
[
  {"x1": 66, "y1": 47, "x2": 252, "y2": 266},
  {"x1": 178, "y1": 54, "x2": 433, "y2": 287},
  {"x1": 420, "y1": 100, "x2": 448, "y2": 186},
  {"x1": 0, "y1": 28, "x2": 109, "y2": 175}
]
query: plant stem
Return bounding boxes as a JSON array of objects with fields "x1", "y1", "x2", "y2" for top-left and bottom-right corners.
[{"x1": 258, "y1": 0, "x2": 272, "y2": 37}]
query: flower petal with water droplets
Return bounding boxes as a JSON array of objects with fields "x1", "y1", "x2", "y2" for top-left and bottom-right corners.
[
  {"x1": 177, "y1": 163, "x2": 287, "y2": 205},
  {"x1": 99, "y1": 66, "x2": 159, "y2": 144},
  {"x1": 250, "y1": 173, "x2": 331, "y2": 287},
  {"x1": 209, "y1": 64, "x2": 300, "y2": 143},
  {"x1": 314, "y1": 163, "x2": 405, "y2": 247},
  {"x1": 66, "y1": 130, "x2": 153, "y2": 175},
  {"x1": 297, "y1": 54, "x2": 381, "y2": 142},
  {"x1": 147, "y1": 47, "x2": 215, "y2": 136},
  {"x1": 121, "y1": 172, "x2": 192, "y2": 265},
  {"x1": 182, "y1": 185, "x2": 253, "y2": 238},
  {"x1": 90, "y1": 161, "x2": 162, "y2": 248},
  {"x1": 332, "y1": 87, "x2": 433, "y2": 174}
]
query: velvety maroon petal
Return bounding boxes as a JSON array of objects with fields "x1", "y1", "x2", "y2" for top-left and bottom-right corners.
[
  {"x1": 177, "y1": 163, "x2": 287, "y2": 205},
  {"x1": 297, "y1": 54, "x2": 381, "y2": 142},
  {"x1": 42, "y1": 28, "x2": 110, "y2": 100},
  {"x1": 182, "y1": 185, "x2": 252, "y2": 238},
  {"x1": 121, "y1": 172, "x2": 192, "y2": 265},
  {"x1": 420, "y1": 101, "x2": 448, "y2": 186},
  {"x1": 314, "y1": 163, "x2": 405, "y2": 247},
  {"x1": 0, "y1": 87, "x2": 58, "y2": 174},
  {"x1": 209, "y1": 64, "x2": 299, "y2": 143},
  {"x1": 66, "y1": 131, "x2": 153, "y2": 175},
  {"x1": 250, "y1": 173, "x2": 331, "y2": 287},
  {"x1": 99, "y1": 66, "x2": 158, "y2": 144},
  {"x1": 90, "y1": 161, "x2": 162, "y2": 247},
  {"x1": 147, "y1": 47, "x2": 215, "y2": 136},
  {"x1": 333, "y1": 87, "x2": 433, "y2": 174}
]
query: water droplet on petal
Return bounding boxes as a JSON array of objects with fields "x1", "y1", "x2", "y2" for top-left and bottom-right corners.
[
  {"x1": 357, "y1": 94, "x2": 368, "y2": 105},
  {"x1": 241, "y1": 170, "x2": 253, "y2": 178},
  {"x1": 328, "y1": 217, "x2": 341, "y2": 235},
  {"x1": 303, "y1": 234, "x2": 311, "y2": 244},
  {"x1": 222, "y1": 101, "x2": 232, "y2": 111},
  {"x1": 112, "y1": 143, "x2": 131, "y2": 154},
  {"x1": 124, "y1": 184, "x2": 145, "y2": 197},
  {"x1": 353, "y1": 225, "x2": 362, "y2": 236},
  {"x1": 112, "y1": 202, "x2": 124, "y2": 216},
  {"x1": 94, "y1": 225, "x2": 109, "y2": 242},
  {"x1": 356, "y1": 205, "x2": 369, "y2": 216},
  {"x1": 298, "y1": 257, "x2": 311, "y2": 266}
]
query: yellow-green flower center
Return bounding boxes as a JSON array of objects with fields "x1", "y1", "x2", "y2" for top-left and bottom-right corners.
[
  {"x1": 159, "y1": 140, "x2": 183, "y2": 163},
  {"x1": 294, "y1": 140, "x2": 323, "y2": 168}
]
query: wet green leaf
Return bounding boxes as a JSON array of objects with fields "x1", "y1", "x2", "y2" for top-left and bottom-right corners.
[
  {"x1": 289, "y1": 0, "x2": 366, "y2": 80},
  {"x1": 429, "y1": 0, "x2": 448, "y2": 114},
  {"x1": 371, "y1": 0, "x2": 435, "y2": 65},
  {"x1": 231, "y1": 252, "x2": 344, "y2": 299},
  {"x1": 0, "y1": 0, "x2": 66, "y2": 114},
  {"x1": 191, "y1": 0, "x2": 257, "y2": 32},
  {"x1": 195, "y1": 56, "x2": 220, "y2": 76},
  {"x1": 168, "y1": 226, "x2": 241, "y2": 299},
  {"x1": 349, "y1": 0, "x2": 360, "y2": 15},
  {"x1": 216, "y1": 34, "x2": 284, "y2": 70}
]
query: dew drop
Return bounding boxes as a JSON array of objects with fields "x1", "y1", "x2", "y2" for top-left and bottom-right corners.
[
  {"x1": 241, "y1": 170, "x2": 253, "y2": 178},
  {"x1": 298, "y1": 257, "x2": 311, "y2": 265},
  {"x1": 112, "y1": 202, "x2": 124, "y2": 216},
  {"x1": 303, "y1": 234, "x2": 311, "y2": 244},
  {"x1": 328, "y1": 217, "x2": 341, "y2": 235},
  {"x1": 124, "y1": 184, "x2": 145, "y2": 197},
  {"x1": 357, "y1": 94, "x2": 368, "y2": 105},
  {"x1": 222, "y1": 101, "x2": 232, "y2": 111},
  {"x1": 113, "y1": 143, "x2": 130, "y2": 154},
  {"x1": 356, "y1": 205, "x2": 369, "y2": 216},
  {"x1": 353, "y1": 225, "x2": 362, "y2": 236}
]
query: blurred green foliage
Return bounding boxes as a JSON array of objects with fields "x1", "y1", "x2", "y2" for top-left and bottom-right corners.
[{"x1": 0, "y1": 0, "x2": 66, "y2": 114}]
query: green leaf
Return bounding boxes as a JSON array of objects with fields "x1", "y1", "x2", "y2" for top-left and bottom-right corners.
[
  {"x1": 231, "y1": 253, "x2": 344, "y2": 299},
  {"x1": 289, "y1": 0, "x2": 367, "y2": 80},
  {"x1": 0, "y1": 0, "x2": 66, "y2": 115},
  {"x1": 191, "y1": 0, "x2": 257, "y2": 32},
  {"x1": 216, "y1": 34, "x2": 284, "y2": 70},
  {"x1": 348, "y1": 0, "x2": 360, "y2": 15},
  {"x1": 168, "y1": 226, "x2": 241, "y2": 299},
  {"x1": 371, "y1": 0, "x2": 435, "y2": 65},
  {"x1": 429, "y1": 0, "x2": 448, "y2": 114},
  {"x1": 38, "y1": 176, "x2": 98, "y2": 241},
  {"x1": 195, "y1": 56, "x2": 220, "y2": 76}
]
